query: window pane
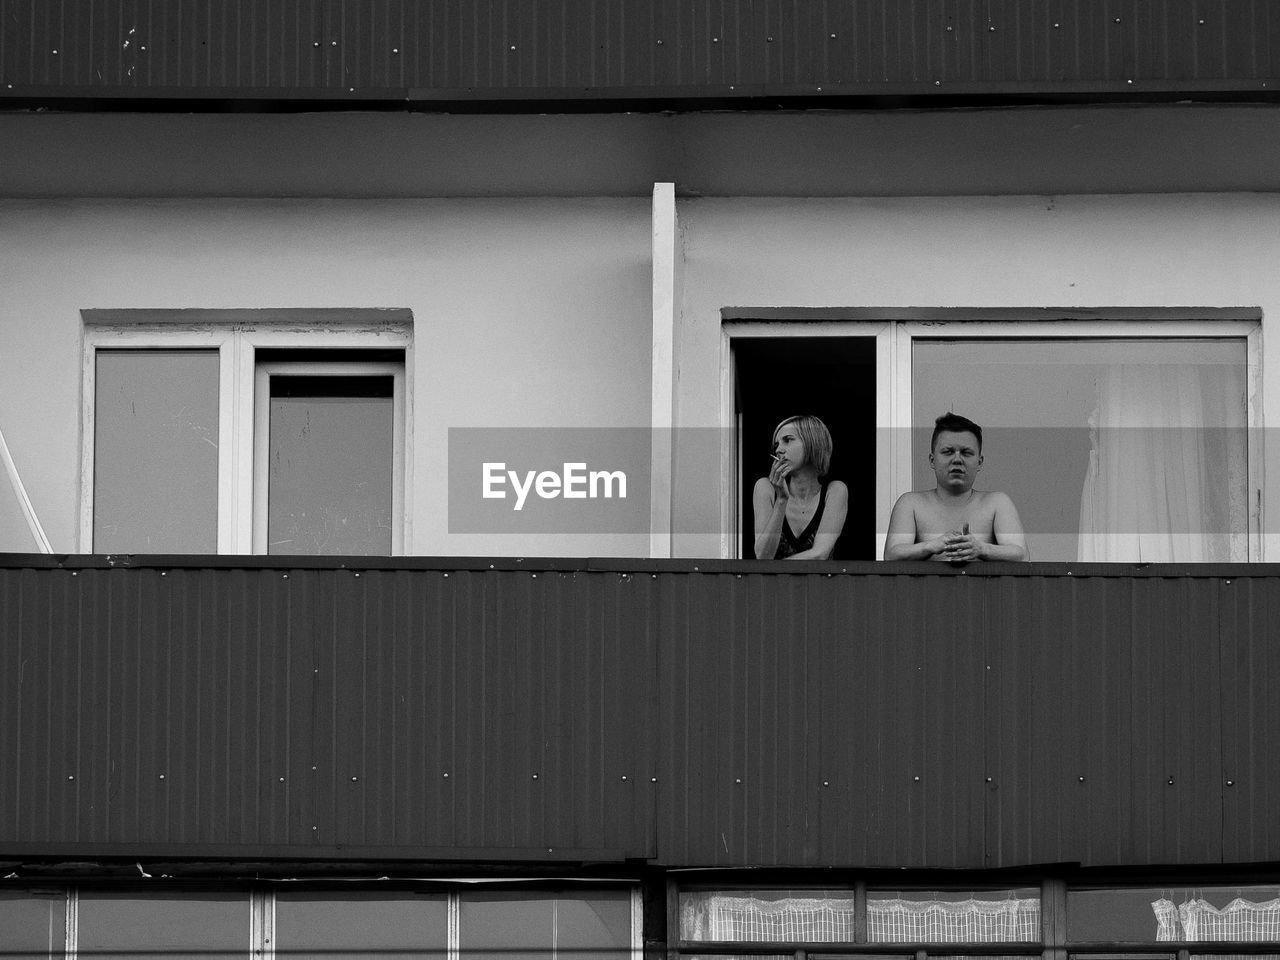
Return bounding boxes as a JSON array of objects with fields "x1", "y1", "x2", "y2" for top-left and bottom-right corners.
[
  {"x1": 274, "y1": 891, "x2": 447, "y2": 960},
  {"x1": 867, "y1": 890, "x2": 1040, "y2": 943},
  {"x1": 0, "y1": 890, "x2": 64, "y2": 958},
  {"x1": 77, "y1": 892, "x2": 248, "y2": 960},
  {"x1": 94, "y1": 350, "x2": 219, "y2": 553},
  {"x1": 912, "y1": 339, "x2": 1247, "y2": 562},
  {"x1": 460, "y1": 891, "x2": 631, "y2": 960},
  {"x1": 1069, "y1": 887, "x2": 1280, "y2": 943},
  {"x1": 266, "y1": 376, "x2": 393, "y2": 555},
  {"x1": 679, "y1": 890, "x2": 857, "y2": 942}
]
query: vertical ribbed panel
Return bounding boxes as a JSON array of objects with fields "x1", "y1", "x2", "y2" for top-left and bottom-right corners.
[
  {"x1": 2, "y1": 562, "x2": 1280, "y2": 868},
  {"x1": 0, "y1": 0, "x2": 1276, "y2": 98}
]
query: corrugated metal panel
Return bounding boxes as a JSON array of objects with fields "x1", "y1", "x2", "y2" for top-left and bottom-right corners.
[
  {"x1": 3, "y1": 559, "x2": 1280, "y2": 868},
  {"x1": 0, "y1": 0, "x2": 1276, "y2": 102}
]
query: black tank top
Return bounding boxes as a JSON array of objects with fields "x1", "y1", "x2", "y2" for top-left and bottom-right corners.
[{"x1": 774, "y1": 484, "x2": 827, "y2": 559}]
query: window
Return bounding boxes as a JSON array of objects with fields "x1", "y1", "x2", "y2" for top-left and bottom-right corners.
[
  {"x1": 675, "y1": 881, "x2": 1280, "y2": 960},
  {"x1": 0, "y1": 884, "x2": 637, "y2": 960},
  {"x1": 81, "y1": 316, "x2": 411, "y2": 555},
  {"x1": 726, "y1": 313, "x2": 1259, "y2": 562}
]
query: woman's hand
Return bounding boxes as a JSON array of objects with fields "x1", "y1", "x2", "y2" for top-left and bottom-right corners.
[{"x1": 768, "y1": 455, "x2": 793, "y2": 498}]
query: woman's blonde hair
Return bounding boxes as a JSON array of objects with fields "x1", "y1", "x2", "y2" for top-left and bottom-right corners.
[{"x1": 771, "y1": 414, "x2": 833, "y2": 477}]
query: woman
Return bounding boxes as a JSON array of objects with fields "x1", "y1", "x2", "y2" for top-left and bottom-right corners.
[{"x1": 753, "y1": 414, "x2": 849, "y2": 560}]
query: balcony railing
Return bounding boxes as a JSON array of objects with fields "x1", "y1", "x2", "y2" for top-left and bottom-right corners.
[{"x1": 1, "y1": 555, "x2": 1276, "y2": 869}]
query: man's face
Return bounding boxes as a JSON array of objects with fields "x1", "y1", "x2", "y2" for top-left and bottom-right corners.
[{"x1": 930, "y1": 429, "x2": 982, "y2": 492}]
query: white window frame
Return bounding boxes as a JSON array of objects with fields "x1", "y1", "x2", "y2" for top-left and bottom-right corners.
[
  {"x1": 252, "y1": 359, "x2": 406, "y2": 555},
  {"x1": 722, "y1": 315, "x2": 1262, "y2": 562},
  {"x1": 80, "y1": 318, "x2": 413, "y2": 555}
]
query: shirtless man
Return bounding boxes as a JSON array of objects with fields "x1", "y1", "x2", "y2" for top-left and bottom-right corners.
[{"x1": 884, "y1": 413, "x2": 1028, "y2": 562}]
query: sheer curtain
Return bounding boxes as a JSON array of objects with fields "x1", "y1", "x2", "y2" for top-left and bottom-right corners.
[
  {"x1": 1151, "y1": 895, "x2": 1280, "y2": 941},
  {"x1": 1078, "y1": 363, "x2": 1247, "y2": 562}
]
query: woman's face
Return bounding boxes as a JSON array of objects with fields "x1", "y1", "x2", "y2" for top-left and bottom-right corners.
[{"x1": 772, "y1": 422, "x2": 807, "y2": 468}]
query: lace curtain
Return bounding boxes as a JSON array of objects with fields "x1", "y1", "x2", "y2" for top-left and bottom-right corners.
[
  {"x1": 1153, "y1": 896, "x2": 1280, "y2": 941},
  {"x1": 682, "y1": 894, "x2": 1038, "y2": 943}
]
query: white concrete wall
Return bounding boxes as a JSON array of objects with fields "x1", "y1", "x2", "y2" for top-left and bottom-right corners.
[
  {"x1": 2, "y1": 189, "x2": 1278, "y2": 560},
  {"x1": 0, "y1": 197, "x2": 653, "y2": 557},
  {"x1": 671, "y1": 193, "x2": 1280, "y2": 559}
]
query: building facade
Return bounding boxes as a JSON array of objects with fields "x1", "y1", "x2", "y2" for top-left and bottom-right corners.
[{"x1": 2, "y1": 3, "x2": 1280, "y2": 958}]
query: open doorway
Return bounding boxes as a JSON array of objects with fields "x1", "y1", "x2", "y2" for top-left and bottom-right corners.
[{"x1": 734, "y1": 336, "x2": 877, "y2": 560}]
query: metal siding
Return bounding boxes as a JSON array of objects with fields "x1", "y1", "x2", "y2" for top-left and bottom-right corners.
[
  {"x1": 4, "y1": 562, "x2": 1280, "y2": 868},
  {"x1": 0, "y1": 0, "x2": 1276, "y2": 101}
]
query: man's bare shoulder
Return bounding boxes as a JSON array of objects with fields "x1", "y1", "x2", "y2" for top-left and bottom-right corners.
[
  {"x1": 973, "y1": 489, "x2": 1015, "y2": 508},
  {"x1": 893, "y1": 489, "x2": 933, "y2": 509}
]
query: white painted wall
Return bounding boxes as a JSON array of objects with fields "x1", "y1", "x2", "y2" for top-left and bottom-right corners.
[
  {"x1": 671, "y1": 193, "x2": 1280, "y2": 559},
  {"x1": 0, "y1": 198, "x2": 653, "y2": 557},
  {"x1": 2, "y1": 190, "x2": 1277, "y2": 560}
]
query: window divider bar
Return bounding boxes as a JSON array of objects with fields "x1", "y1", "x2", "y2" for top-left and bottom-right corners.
[{"x1": 854, "y1": 881, "x2": 868, "y2": 944}]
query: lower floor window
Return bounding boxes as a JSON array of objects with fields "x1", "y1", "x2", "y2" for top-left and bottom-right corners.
[
  {"x1": 0, "y1": 885, "x2": 635, "y2": 960},
  {"x1": 678, "y1": 882, "x2": 1280, "y2": 952}
]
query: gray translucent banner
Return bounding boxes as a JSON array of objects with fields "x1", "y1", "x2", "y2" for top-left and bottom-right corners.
[{"x1": 449, "y1": 427, "x2": 1258, "y2": 547}]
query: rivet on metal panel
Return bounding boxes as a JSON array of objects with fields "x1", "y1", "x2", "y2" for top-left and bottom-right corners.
[
  {"x1": 1199, "y1": 19, "x2": 1206, "y2": 25},
  {"x1": 71, "y1": 571, "x2": 77, "y2": 576},
  {"x1": 279, "y1": 777, "x2": 285, "y2": 783},
  {"x1": 651, "y1": 777, "x2": 658, "y2": 783},
  {"x1": 1114, "y1": 17, "x2": 1121, "y2": 23},
  {"x1": 1078, "y1": 776, "x2": 1085, "y2": 782},
  {"x1": 509, "y1": 45, "x2": 516, "y2": 51},
  {"x1": 160, "y1": 571, "x2": 166, "y2": 576},
  {"x1": 331, "y1": 40, "x2": 338, "y2": 46},
  {"x1": 712, "y1": 37, "x2": 719, "y2": 43},
  {"x1": 312, "y1": 765, "x2": 317, "y2": 771},
  {"x1": 935, "y1": 81, "x2": 941, "y2": 86},
  {"x1": 443, "y1": 772, "x2": 450, "y2": 778},
  {"x1": 282, "y1": 574, "x2": 289, "y2": 579},
  {"x1": 312, "y1": 826, "x2": 318, "y2": 831},
  {"x1": 985, "y1": 777, "x2": 993, "y2": 783},
  {"x1": 913, "y1": 776, "x2": 921, "y2": 782},
  {"x1": 490, "y1": 564, "x2": 495, "y2": 569},
  {"x1": 351, "y1": 776, "x2": 359, "y2": 782},
  {"x1": 313, "y1": 41, "x2": 320, "y2": 48},
  {"x1": 52, "y1": 49, "x2": 59, "y2": 54},
  {"x1": 830, "y1": 33, "x2": 837, "y2": 39},
  {"x1": 766, "y1": 36, "x2": 774, "y2": 42},
  {"x1": 1054, "y1": 23, "x2": 1061, "y2": 28},
  {"x1": 67, "y1": 775, "x2": 74, "y2": 781},
  {"x1": 822, "y1": 780, "x2": 829, "y2": 787},
  {"x1": 1225, "y1": 579, "x2": 1232, "y2": 585},
  {"x1": 159, "y1": 774, "x2": 165, "y2": 780},
  {"x1": 946, "y1": 26, "x2": 953, "y2": 32},
  {"x1": 1226, "y1": 779, "x2": 1235, "y2": 786},
  {"x1": 735, "y1": 778, "x2": 742, "y2": 784},
  {"x1": 354, "y1": 572, "x2": 360, "y2": 577},
  {"x1": 657, "y1": 39, "x2": 664, "y2": 45},
  {"x1": 988, "y1": 26, "x2": 996, "y2": 32},
  {"x1": 1127, "y1": 79, "x2": 1133, "y2": 84},
  {"x1": 532, "y1": 773, "x2": 539, "y2": 779},
  {"x1": 392, "y1": 48, "x2": 399, "y2": 54},
  {"x1": 443, "y1": 573, "x2": 449, "y2": 577},
  {"x1": 1167, "y1": 777, "x2": 1175, "y2": 785},
  {"x1": 532, "y1": 573, "x2": 537, "y2": 578},
  {"x1": 621, "y1": 775, "x2": 628, "y2": 781},
  {"x1": 140, "y1": 45, "x2": 147, "y2": 51}
]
